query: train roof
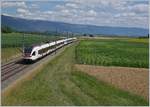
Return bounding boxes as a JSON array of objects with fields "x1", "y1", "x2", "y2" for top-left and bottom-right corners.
[{"x1": 24, "y1": 38, "x2": 76, "y2": 50}]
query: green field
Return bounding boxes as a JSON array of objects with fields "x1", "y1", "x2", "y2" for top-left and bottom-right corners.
[
  {"x1": 126, "y1": 38, "x2": 149, "y2": 44},
  {"x1": 2, "y1": 33, "x2": 61, "y2": 48},
  {"x1": 75, "y1": 39, "x2": 149, "y2": 68},
  {"x1": 2, "y1": 47, "x2": 21, "y2": 63},
  {"x1": 2, "y1": 44, "x2": 148, "y2": 106},
  {"x1": 1, "y1": 33, "x2": 62, "y2": 62}
]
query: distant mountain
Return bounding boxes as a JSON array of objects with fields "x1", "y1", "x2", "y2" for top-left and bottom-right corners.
[{"x1": 1, "y1": 15, "x2": 149, "y2": 36}]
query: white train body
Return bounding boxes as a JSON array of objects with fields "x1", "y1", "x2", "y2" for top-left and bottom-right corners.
[{"x1": 23, "y1": 37, "x2": 76, "y2": 61}]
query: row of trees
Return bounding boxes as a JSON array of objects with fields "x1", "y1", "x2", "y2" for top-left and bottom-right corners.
[
  {"x1": 1, "y1": 26, "x2": 76, "y2": 39},
  {"x1": 138, "y1": 34, "x2": 149, "y2": 38},
  {"x1": 83, "y1": 33, "x2": 94, "y2": 37},
  {"x1": 1, "y1": 26, "x2": 67, "y2": 37},
  {"x1": 2, "y1": 26, "x2": 15, "y2": 33},
  {"x1": 2, "y1": 26, "x2": 149, "y2": 38}
]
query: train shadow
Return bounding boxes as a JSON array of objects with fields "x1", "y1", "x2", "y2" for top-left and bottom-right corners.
[{"x1": 15, "y1": 59, "x2": 35, "y2": 65}]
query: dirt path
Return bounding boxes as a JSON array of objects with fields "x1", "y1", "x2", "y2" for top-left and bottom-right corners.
[{"x1": 75, "y1": 64, "x2": 149, "y2": 100}]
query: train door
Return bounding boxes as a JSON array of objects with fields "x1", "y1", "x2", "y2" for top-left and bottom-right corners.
[{"x1": 31, "y1": 51, "x2": 37, "y2": 60}]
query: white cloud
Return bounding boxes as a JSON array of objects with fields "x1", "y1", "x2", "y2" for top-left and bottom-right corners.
[
  {"x1": 31, "y1": 4, "x2": 39, "y2": 8},
  {"x1": 88, "y1": 10, "x2": 97, "y2": 16},
  {"x1": 131, "y1": 4, "x2": 148, "y2": 13},
  {"x1": 66, "y1": 3, "x2": 78, "y2": 8},
  {"x1": 17, "y1": 8, "x2": 28, "y2": 13},
  {"x1": 2, "y1": 0, "x2": 148, "y2": 29},
  {"x1": 115, "y1": 12, "x2": 136, "y2": 18},
  {"x1": 44, "y1": 11, "x2": 53, "y2": 14},
  {"x1": 2, "y1": 1, "x2": 27, "y2": 8},
  {"x1": 16, "y1": 7, "x2": 33, "y2": 18}
]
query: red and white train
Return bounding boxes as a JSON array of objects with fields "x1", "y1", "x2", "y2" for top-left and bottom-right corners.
[{"x1": 23, "y1": 37, "x2": 76, "y2": 61}]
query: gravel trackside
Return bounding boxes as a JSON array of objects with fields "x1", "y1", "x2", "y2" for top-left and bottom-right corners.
[{"x1": 75, "y1": 64, "x2": 149, "y2": 100}]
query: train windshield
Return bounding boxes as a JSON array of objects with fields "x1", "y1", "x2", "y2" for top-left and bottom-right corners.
[{"x1": 24, "y1": 47, "x2": 32, "y2": 53}]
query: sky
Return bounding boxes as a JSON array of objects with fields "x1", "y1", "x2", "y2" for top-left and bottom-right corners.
[{"x1": 1, "y1": 0, "x2": 149, "y2": 29}]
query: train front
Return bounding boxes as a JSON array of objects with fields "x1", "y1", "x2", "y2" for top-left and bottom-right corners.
[{"x1": 23, "y1": 47, "x2": 33, "y2": 61}]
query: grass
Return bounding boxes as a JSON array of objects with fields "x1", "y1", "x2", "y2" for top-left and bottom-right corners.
[
  {"x1": 1, "y1": 47, "x2": 22, "y2": 63},
  {"x1": 126, "y1": 38, "x2": 149, "y2": 44},
  {"x1": 2, "y1": 33, "x2": 61, "y2": 48},
  {"x1": 2, "y1": 43, "x2": 148, "y2": 106},
  {"x1": 1, "y1": 32, "x2": 62, "y2": 62},
  {"x1": 75, "y1": 39, "x2": 149, "y2": 68},
  {"x1": 71, "y1": 71, "x2": 148, "y2": 106}
]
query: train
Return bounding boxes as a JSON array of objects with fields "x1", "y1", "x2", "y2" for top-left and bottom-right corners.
[{"x1": 23, "y1": 37, "x2": 76, "y2": 61}]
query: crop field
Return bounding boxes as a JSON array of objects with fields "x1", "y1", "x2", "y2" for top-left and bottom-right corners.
[
  {"x1": 75, "y1": 64, "x2": 149, "y2": 100},
  {"x1": 75, "y1": 38, "x2": 149, "y2": 68},
  {"x1": 126, "y1": 38, "x2": 149, "y2": 44},
  {"x1": 1, "y1": 33, "x2": 62, "y2": 62},
  {"x1": 2, "y1": 44, "x2": 148, "y2": 106}
]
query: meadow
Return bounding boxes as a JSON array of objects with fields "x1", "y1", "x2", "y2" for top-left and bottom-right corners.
[
  {"x1": 75, "y1": 38, "x2": 149, "y2": 68},
  {"x1": 1, "y1": 33, "x2": 62, "y2": 62},
  {"x1": 2, "y1": 44, "x2": 148, "y2": 106}
]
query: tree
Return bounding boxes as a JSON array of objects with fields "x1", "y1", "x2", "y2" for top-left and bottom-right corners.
[
  {"x1": 83, "y1": 34, "x2": 87, "y2": 36},
  {"x1": 89, "y1": 34, "x2": 94, "y2": 37},
  {"x1": 2, "y1": 26, "x2": 14, "y2": 33}
]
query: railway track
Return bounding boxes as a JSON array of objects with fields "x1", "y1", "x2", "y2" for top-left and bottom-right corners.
[
  {"x1": 1, "y1": 42, "x2": 75, "y2": 90},
  {"x1": 1, "y1": 46, "x2": 64, "y2": 82},
  {"x1": 1, "y1": 59, "x2": 29, "y2": 81},
  {"x1": 1, "y1": 46, "x2": 65, "y2": 82}
]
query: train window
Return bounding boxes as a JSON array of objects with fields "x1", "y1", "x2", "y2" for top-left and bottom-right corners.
[
  {"x1": 32, "y1": 51, "x2": 36, "y2": 56},
  {"x1": 24, "y1": 47, "x2": 32, "y2": 53},
  {"x1": 38, "y1": 44, "x2": 57, "y2": 54}
]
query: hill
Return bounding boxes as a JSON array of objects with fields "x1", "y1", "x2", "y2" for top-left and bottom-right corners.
[{"x1": 1, "y1": 15, "x2": 148, "y2": 36}]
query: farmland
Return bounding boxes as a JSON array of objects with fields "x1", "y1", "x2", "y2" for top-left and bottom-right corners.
[
  {"x1": 75, "y1": 64, "x2": 149, "y2": 100},
  {"x1": 2, "y1": 44, "x2": 148, "y2": 106},
  {"x1": 1, "y1": 33, "x2": 62, "y2": 62},
  {"x1": 75, "y1": 38, "x2": 149, "y2": 68}
]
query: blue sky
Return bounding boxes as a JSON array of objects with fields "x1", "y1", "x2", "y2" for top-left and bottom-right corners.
[{"x1": 1, "y1": 0, "x2": 149, "y2": 29}]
